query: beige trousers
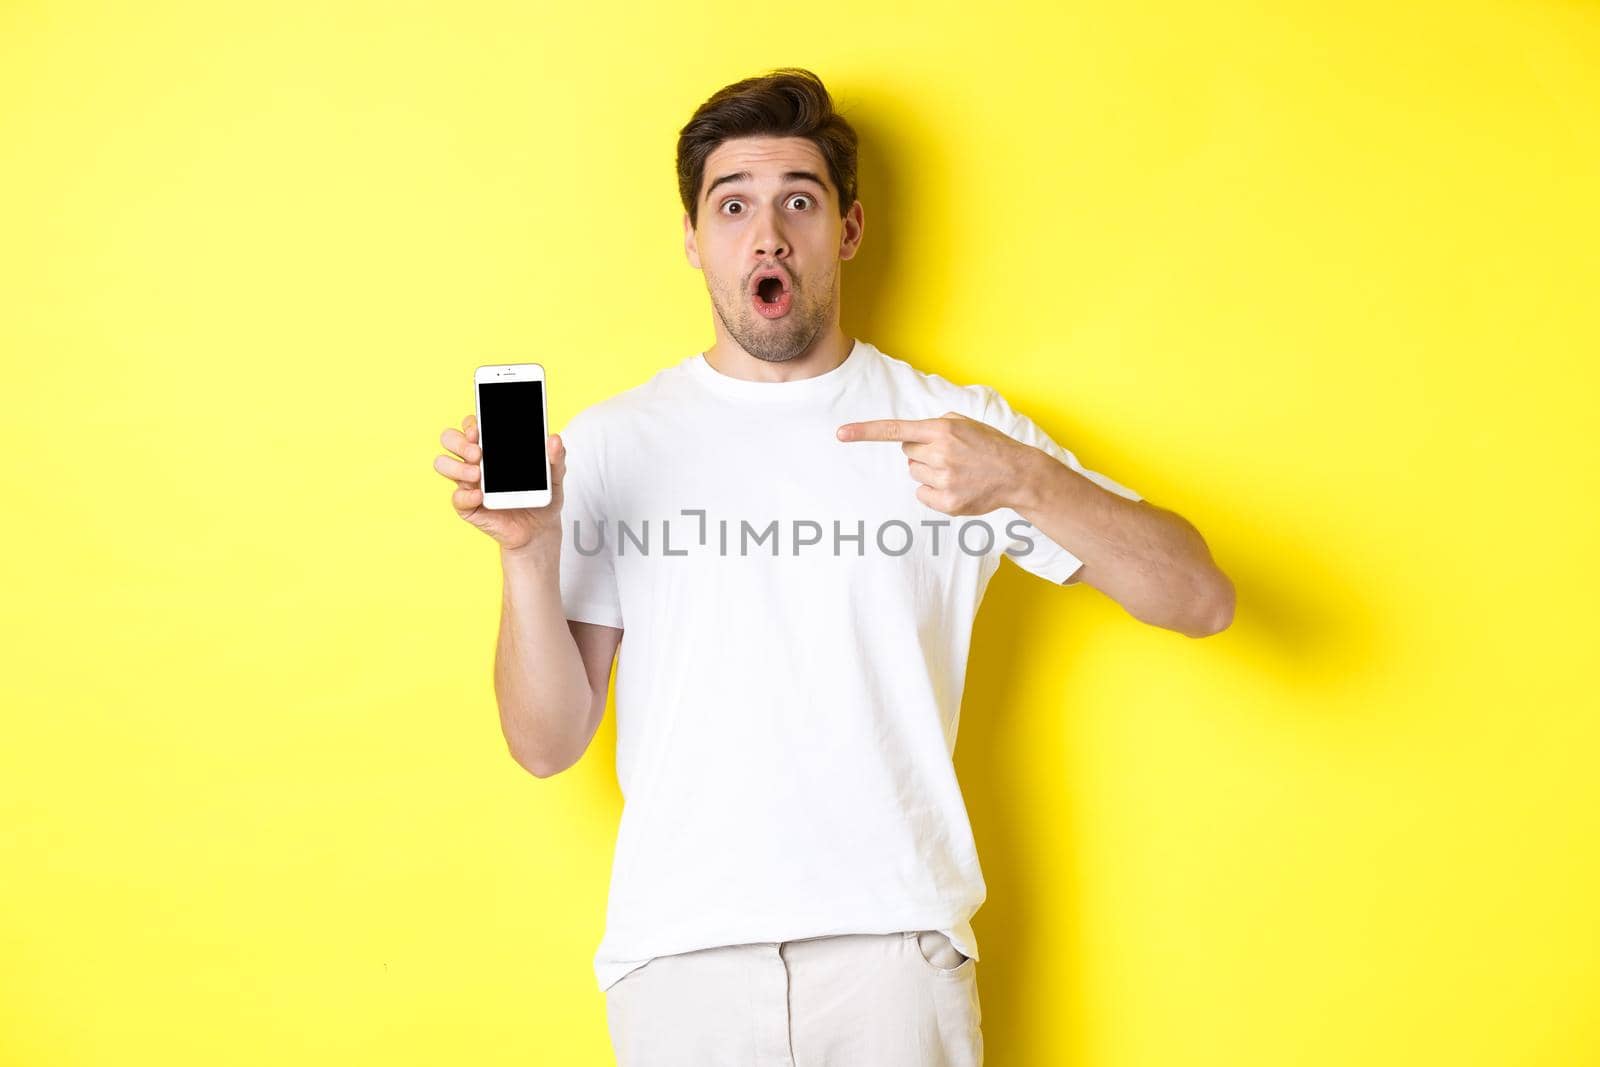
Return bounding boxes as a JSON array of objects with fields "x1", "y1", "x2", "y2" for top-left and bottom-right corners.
[{"x1": 604, "y1": 929, "x2": 983, "y2": 1066}]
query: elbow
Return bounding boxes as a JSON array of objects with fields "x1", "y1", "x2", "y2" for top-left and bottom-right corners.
[
  {"x1": 500, "y1": 712, "x2": 560, "y2": 777},
  {"x1": 506, "y1": 704, "x2": 594, "y2": 779},
  {"x1": 511, "y1": 746, "x2": 572, "y2": 779},
  {"x1": 1184, "y1": 572, "x2": 1235, "y2": 638},
  {"x1": 509, "y1": 745, "x2": 557, "y2": 778}
]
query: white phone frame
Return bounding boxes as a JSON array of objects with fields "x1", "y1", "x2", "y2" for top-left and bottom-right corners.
[{"x1": 473, "y1": 362, "x2": 552, "y2": 510}]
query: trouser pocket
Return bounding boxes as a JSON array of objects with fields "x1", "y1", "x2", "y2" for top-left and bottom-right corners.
[{"x1": 905, "y1": 929, "x2": 974, "y2": 975}]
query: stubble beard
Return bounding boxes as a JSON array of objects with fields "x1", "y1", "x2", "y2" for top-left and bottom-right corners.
[{"x1": 711, "y1": 267, "x2": 835, "y2": 364}]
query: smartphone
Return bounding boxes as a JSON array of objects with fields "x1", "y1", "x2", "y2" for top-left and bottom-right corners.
[{"x1": 473, "y1": 363, "x2": 552, "y2": 509}]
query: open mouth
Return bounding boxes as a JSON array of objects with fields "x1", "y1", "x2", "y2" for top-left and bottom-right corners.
[{"x1": 750, "y1": 270, "x2": 793, "y2": 319}]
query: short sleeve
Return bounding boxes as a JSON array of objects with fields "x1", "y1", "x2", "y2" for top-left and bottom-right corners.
[
  {"x1": 556, "y1": 411, "x2": 624, "y2": 628},
  {"x1": 979, "y1": 386, "x2": 1142, "y2": 585}
]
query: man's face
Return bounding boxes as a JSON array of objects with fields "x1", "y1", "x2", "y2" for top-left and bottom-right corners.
[{"x1": 684, "y1": 135, "x2": 863, "y2": 363}]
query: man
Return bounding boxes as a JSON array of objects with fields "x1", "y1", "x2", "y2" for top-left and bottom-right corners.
[{"x1": 433, "y1": 67, "x2": 1233, "y2": 1066}]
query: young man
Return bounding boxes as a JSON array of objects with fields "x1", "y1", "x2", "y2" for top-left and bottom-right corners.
[{"x1": 433, "y1": 67, "x2": 1233, "y2": 1066}]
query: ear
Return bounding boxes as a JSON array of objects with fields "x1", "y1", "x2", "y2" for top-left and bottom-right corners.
[
  {"x1": 838, "y1": 199, "x2": 865, "y2": 261},
  {"x1": 683, "y1": 212, "x2": 701, "y2": 269}
]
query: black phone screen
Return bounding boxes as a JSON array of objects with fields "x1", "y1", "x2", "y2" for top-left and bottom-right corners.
[{"x1": 476, "y1": 379, "x2": 548, "y2": 493}]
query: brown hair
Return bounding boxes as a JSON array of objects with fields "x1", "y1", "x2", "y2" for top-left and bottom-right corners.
[{"x1": 676, "y1": 67, "x2": 859, "y2": 229}]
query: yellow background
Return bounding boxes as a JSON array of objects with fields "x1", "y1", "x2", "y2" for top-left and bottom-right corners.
[{"x1": 3, "y1": 1, "x2": 1597, "y2": 1063}]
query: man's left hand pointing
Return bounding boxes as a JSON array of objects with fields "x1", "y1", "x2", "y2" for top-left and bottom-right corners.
[{"x1": 836, "y1": 411, "x2": 1038, "y2": 517}]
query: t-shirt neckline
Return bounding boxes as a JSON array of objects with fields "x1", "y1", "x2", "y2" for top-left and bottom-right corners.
[{"x1": 687, "y1": 337, "x2": 869, "y2": 400}]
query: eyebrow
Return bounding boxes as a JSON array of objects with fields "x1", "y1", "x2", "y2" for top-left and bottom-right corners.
[{"x1": 703, "y1": 169, "x2": 828, "y2": 202}]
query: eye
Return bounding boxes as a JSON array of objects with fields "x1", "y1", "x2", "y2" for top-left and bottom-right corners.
[
  {"x1": 787, "y1": 194, "x2": 813, "y2": 210},
  {"x1": 720, "y1": 199, "x2": 745, "y2": 216}
]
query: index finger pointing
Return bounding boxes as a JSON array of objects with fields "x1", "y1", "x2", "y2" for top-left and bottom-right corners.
[{"x1": 836, "y1": 418, "x2": 939, "y2": 443}]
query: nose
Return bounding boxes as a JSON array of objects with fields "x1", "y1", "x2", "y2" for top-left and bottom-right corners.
[{"x1": 753, "y1": 204, "x2": 789, "y2": 260}]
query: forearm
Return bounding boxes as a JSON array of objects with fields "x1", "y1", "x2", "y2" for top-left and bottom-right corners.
[
  {"x1": 1012, "y1": 446, "x2": 1234, "y2": 637},
  {"x1": 494, "y1": 546, "x2": 595, "y2": 774}
]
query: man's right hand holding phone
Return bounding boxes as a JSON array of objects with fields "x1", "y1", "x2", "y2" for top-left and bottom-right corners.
[
  {"x1": 434, "y1": 413, "x2": 565, "y2": 561},
  {"x1": 435, "y1": 412, "x2": 605, "y2": 782}
]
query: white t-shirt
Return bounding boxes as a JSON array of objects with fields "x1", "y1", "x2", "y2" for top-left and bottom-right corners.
[{"x1": 556, "y1": 338, "x2": 1141, "y2": 992}]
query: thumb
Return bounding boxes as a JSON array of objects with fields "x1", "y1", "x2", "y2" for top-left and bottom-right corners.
[{"x1": 547, "y1": 433, "x2": 566, "y2": 508}]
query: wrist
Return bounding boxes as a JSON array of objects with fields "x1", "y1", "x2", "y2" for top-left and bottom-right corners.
[
  {"x1": 1009, "y1": 444, "x2": 1056, "y2": 514},
  {"x1": 500, "y1": 539, "x2": 559, "y2": 575}
]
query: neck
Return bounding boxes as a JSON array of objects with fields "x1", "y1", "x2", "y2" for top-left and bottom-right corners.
[{"x1": 703, "y1": 323, "x2": 853, "y2": 383}]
